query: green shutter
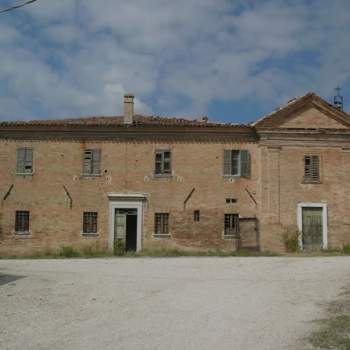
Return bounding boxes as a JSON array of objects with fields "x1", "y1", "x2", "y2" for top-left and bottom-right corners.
[
  {"x1": 223, "y1": 150, "x2": 232, "y2": 175},
  {"x1": 240, "y1": 150, "x2": 251, "y2": 178}
]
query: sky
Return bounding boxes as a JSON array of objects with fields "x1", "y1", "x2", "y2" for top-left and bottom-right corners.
[{"x1": 0, "y1": 0, "x2": 349, "y2": 123}]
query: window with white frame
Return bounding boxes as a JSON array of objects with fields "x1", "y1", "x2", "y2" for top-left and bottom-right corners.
[
  {"x1": 155, "y1": 150, "x2": 171, "y2": 175},
  {"x1": 223, "y1": 150, "x2": 251, "y2": 177},
  {"x1": 16, "y1": 148, "x2": 33, "y2": 174}
]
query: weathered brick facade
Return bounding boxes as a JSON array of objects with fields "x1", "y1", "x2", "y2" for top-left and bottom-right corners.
[{"x1": 0, "y1": 92, "x2": 349, "y2": 256}]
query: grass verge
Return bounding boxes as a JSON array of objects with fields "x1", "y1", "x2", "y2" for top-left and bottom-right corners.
[{"x1": 308, "y1": 288, "x2": 350, "y2": 350}]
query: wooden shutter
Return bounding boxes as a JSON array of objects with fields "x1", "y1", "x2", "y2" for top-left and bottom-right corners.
[
  {"x1": 223, "y1": 150, "x2": 232, "y2": 175},
  {"x1": 240, "y1": 150, "x2": 251, "y2": 178},
  {"x1": 304, "y1": 155, "x2": 320, "y2": 182},
  {"x1": 83, "y1": 150, "x2": 92, "y2": 175},
  {"x1": 16, "y1": 148, "x2": 26, "y2": 173},
  {"x1": 92, "y1": 149, "x2": 101, "y2": 175},
  {"x1": 24, "y1": 148, "x2": 33, "y2": 173}
]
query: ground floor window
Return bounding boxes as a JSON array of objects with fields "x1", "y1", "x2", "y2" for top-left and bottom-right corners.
[
  {"x1": 154, "y1": 213, "x2": 169, "y2": 235},
  {"x1": 224, "y1": 214, "x2": 239, "y2": 238},
  {"x1": 15, "y1": 211, "x2": 30, "y2": 233},
  {"x1": 83, "y1": 212, "x2": 98, "y2": 234}
]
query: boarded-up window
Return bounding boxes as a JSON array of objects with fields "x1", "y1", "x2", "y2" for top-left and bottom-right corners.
[
  {"x1": 223, "y1": 150, "x2": 251, "y2": 177},
  {"x1": 224, "y1": 214, "x2": 239, "y2": 237},
  {"x1": 15, "y1": 211, "x2": 30, "y2": 233},
  {"x1": 83, "y1": 149, "x2": 101, "y2": 175},
  {"x1": 154, "y1": 213, "x2": 169, "y2": 235},
  {"x1": 16, "y1": 148, "x2": 33, "y2": 174},
  {"x1": 155, "y1": 150, "x2": 171, "y2": 175},
  {"x1": 83, "y1": 212, "x2": 98, "y2": 234},
  {"x1": 304, "y1": 155, "x2": 320, "y2": 183}
]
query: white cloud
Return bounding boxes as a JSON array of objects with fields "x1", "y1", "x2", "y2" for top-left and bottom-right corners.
[{"x1": 0, "y1": 0, "x2": 349, "y2": 121}]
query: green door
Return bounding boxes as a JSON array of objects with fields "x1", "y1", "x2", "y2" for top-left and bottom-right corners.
[{"x1": 302, "y1": 207, "x2": 323, "y2": 250}]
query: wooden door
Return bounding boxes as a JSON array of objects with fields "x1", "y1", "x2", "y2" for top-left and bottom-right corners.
[{"x1": 302, "y1": 207, "x2": 323, "y2": 250}]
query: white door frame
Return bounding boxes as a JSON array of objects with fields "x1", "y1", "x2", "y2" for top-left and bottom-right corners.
[
  {"x1": 108, "y1": 193, "x2": 146, "y2": 252},
  {"x1": 297, "y1": 202, "x2": 328, "y2": 250}
]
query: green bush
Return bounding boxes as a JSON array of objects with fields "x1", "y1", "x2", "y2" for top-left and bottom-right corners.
[
  {"x1": 59, "y1": 246, "x2": 80, "y2": 258},
  {"x1": 283, "y1": 231, "x2": 300, "y2": 253},
  {"x1": 114, "y1": 240, "x2": 126, "y2": 256},
  {"x1": 343, "y1": 245, "x2": 350, "y2": 255}
]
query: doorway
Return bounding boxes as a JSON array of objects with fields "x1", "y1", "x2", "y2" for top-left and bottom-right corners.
[
  {"x1": 115, "y1": 209, "x2": 137, "y2": 252},
  {"x1": 297, "y1": 203, "x2": 328, "y2": 250}
]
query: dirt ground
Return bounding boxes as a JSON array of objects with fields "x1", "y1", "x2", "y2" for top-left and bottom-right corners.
[{"x1": 0, "y1": 257, "x2": 349, "y2": 350}]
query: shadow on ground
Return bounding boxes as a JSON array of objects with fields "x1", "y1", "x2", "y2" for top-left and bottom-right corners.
[{"x1": 0, "y1": 273, "x2": 25, "y2": 286}]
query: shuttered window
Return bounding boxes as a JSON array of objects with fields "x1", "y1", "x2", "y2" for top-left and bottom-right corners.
[
  {"x1": 16, "y1": 148, "x2": 33, "y2": 174},
  {"x1": 304, "y1": 155, "x2": 320, "y2": 183},
  {"x1": 83, "y1": 212, "x2": 98, "y2": 234},
  {"x1": 15, "y1": 211, "x2": 30, "y2": 233},
  {"x1": 154, "y1": 213, "x2": 169, "y2": 235},
  {"x1": 155, "y1": 150, "x2": 171, "y2": 175},
  {"x1": 224, "y1": 214, "x2": 239, "y2": 238},
  {"x1": 223, "y1": 150, "x2": 251, "y2": 177},
  {"x1": 83, "y1": 149, "x2": 101, "y2": 175}
]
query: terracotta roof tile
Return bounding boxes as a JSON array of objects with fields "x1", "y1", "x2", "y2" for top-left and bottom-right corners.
[{"x1": 0, "y1": 115, "x2": 247, "y2": 128}]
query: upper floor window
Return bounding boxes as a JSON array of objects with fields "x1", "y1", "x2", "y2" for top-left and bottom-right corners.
[
  {"x1": 155, "y1": 150, "x2": 171, "y2": 175},
  {"x1": 223, "y1": 150, "x2": 251, "y2": 177},
  {"x1": 83, "y1": 212, "x2": 98, "y2": 234},
  {"x1": 16, "y1": 148, "x2": 33, "y2": 175},
  {"x1": 83, "y1": 149, "x2": 101, "y2": 176},
  {"x1": 224, "y1": 214, "x2": 239, "y2": 238},
  {"x1": 304, "y1": 155, "x2": 320, "y2": 183},
  {"x1": 15, "y1": 210, "x2": 30, "y2": 234}
]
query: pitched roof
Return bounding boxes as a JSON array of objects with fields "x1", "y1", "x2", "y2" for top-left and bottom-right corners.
[
  {"x1": 251, "y1": 92, "x2": 350, "y2": 128},
  {"x1": 0, "y1": 115, "x2": 245, "y2": 128}
]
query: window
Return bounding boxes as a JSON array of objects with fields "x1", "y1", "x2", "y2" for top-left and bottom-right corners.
[
  {"x1": 154, "y1": 213, "x2": 169, "y2": 235},
  {"x1": 155, "y1": 150, "x2": 171, "y2": 175},
  {"x1": 224, "y1": 214, "x2": 239, "y2": 238},
  {"x1": 83, "y1": 149, "x2": 101, "y2": 176},
  {"x1": 16, "y1": 148, "x2": 33, "y2": 174},
  {"x1": 304, "y1": 155, "x2": 320, "y2": 183},
  {"x1": 83, "y1": 212, "x2": 98, "y2": 234},
  {"x1": 194, "y1": 210, "x2": 200, "y2": 222},
  {"x1": 226, "y1": 198, "x2": 237, "y2": 204},
  {"x1": 15, "y1": 211, "x2": 30, "y2": 233},
  {"x1": 223, "y1": 150, "x2": 250, "y2": 177}
]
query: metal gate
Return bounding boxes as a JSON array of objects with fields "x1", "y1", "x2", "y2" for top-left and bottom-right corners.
[{"x1": 302, "y1": 207, "x2": 323, "y2": 250}]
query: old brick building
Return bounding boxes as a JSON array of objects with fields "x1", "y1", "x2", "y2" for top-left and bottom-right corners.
[{"x1": 0, "y1": 92, "x2": 349, "y2": 256}]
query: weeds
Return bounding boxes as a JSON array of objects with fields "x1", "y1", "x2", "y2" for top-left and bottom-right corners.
[
  {"x1": 308, "y1": 288, "x2": 350, "y2": 350},
  {"x1": 283, "y1": 230, "x2": 300, "y2": 253}
]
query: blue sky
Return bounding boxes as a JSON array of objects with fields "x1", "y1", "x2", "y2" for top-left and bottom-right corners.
[{"x1": 0, "y1": 0, "x2": 349, "y2": 123}]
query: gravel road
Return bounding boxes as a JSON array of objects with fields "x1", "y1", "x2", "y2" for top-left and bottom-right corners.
[{"x1": 0, "y1": 257, "x2": 349, "y2": 350}]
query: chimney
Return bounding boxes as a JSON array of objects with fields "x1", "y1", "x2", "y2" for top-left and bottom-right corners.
[{"x1": 123, "y1": 93, "x2": 134, "y2": 124}]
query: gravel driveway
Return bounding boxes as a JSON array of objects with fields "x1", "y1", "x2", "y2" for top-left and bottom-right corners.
[{"x1": 0, "y1": 257, "x2": 349, "y2": 350}]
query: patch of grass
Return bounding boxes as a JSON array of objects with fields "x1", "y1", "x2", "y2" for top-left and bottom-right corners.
[
  {"x1": 59, "y1": 246, "x2": 80, "y2": 258},
  {"x1": 343, "y1": 245, "x2": 350, "y2": 255},
  {"x1": 308, "y1": 288, "x2": 350, "y2": 350},
  {"x1": 124, "y1": 248, "x2": 279, "y2": 257}
]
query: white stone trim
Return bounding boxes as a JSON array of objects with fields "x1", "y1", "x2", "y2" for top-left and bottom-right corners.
[
  {"x1": 108, "y1": 196, "x2": 145, "y2": 252},
  {"x1": 297, "y1": 202, "x2": 328, "y2": 250}
]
